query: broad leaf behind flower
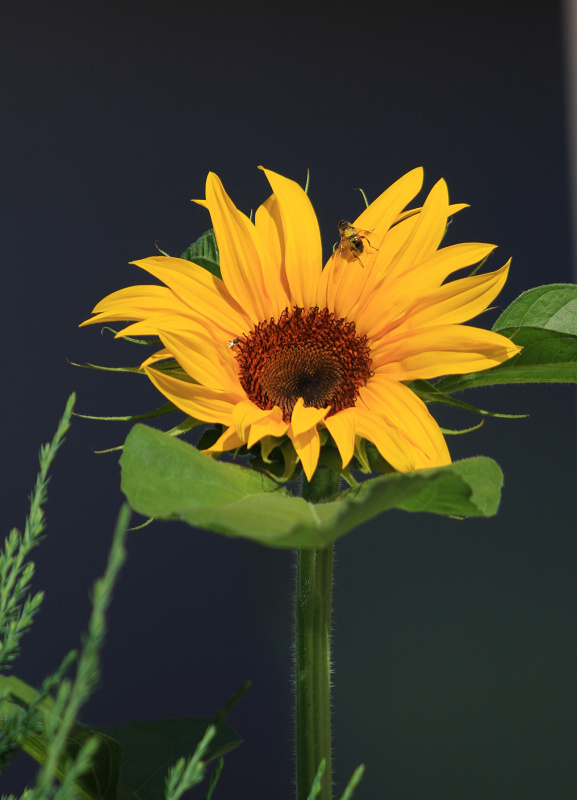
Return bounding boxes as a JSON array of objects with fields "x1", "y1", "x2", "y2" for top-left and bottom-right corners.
[
  {"x1": 120, "y1": 425, "x2": 503, "y2": 549},
  {"x1": 435, "y1": 284, "x2": 577, "y2": 392}
]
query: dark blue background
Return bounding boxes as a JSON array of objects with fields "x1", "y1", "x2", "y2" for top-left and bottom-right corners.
[{"x1": 3, "y1": 1, "x2": 576, "y2": 797}]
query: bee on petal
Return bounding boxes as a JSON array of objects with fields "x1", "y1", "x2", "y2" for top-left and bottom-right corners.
[{"x1": 335, "y1": 220, "x2": 376, "y2": 268}]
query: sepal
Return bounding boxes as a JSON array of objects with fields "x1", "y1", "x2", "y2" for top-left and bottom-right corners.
[
  {"x1": 180, "y1": 229, "x2": 221, "y2": 279},
  {"x1": 408, "y1": 379, "x2": 527, "y2": 419}
]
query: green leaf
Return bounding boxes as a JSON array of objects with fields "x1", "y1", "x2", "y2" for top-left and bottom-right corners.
[
  {"x1": 121, "y1": 424, "x2": 281, "y2": 510},
  {"x1": 180, "y1": 229, "x2": 221, "y2": 279},
  {"x1": 120, "y1": 425, "x2": 504, "y2": 549},
  {"x1": 435, "y1": 284, "x2": 577, "y2": 392},
  {"x1": 493, "y1": 283, "x2": 577, "y2": 333},
  {"x1": 0, "y1": 676, "x2": 121, "y2": 800},
  {"x1": 99, "y1": 717, "x2": 241, "y2": 800}
]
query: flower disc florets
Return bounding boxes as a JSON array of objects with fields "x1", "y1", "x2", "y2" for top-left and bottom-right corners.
[{"x1": 234, "y1": 306, "x2": 372, "y2": 422}]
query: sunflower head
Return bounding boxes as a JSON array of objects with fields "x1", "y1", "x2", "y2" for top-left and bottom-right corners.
[{"x1": 81, "y1": 167, "x2": 521, "y2": 481}]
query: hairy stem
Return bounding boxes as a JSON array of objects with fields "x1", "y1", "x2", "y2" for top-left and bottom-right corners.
[{"x1": 295, "y1": 467, "x2": 340, "y2": 800}]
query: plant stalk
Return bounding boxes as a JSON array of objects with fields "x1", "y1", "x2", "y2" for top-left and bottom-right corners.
[{"x1": 295, "y1": 468, "x2": 340, "y2": 800}]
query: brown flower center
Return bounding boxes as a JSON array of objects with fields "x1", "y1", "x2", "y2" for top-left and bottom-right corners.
[{"x1": 234, "y1": 307, "x2": 372, "y2": 422}]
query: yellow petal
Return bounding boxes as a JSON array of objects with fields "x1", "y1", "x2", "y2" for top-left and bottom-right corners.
[
  {"x1": 361, "y1": 197, "x2": 466, "y2": 302},
  {"x1": 231, "y1": 401, "x2": 288, "y2": 447},
  {"x1": 346, "y1": 207, "x2": 475, "y2": 332},
  {"x1": 110, "y1": 320, "x2": 161, "y2": 338},
  {"x1": 144, "y1": 367, "x2": 242, "y2": 424},
  {"x1": 353, "y1": 406, "x2": 416, "y2": 472},
  {"x1": 394, "y1": 261, "x2": 511, "y2": 333},
  {"x1": 115, "y1": 312, "x2": 219, "y2": 340},
  {"x1": 131, "y1": 256, "x2": 250, "y2": 338},
  {"x1": 391, "y1": 241, "x2": 497, "y2": 294},
  {"x1": 288, "y1": 426, "x2": 320, "y2": 482},
  {"x1": 324, "y1": 409, "x2": 357, "y2": 469},
  {"x1": 140, "y1": 348, "x2": 173, "y2": 368},
  {"x1": 329, "y1": 254, "x2": 371, "y2": 320},
  {"x1": 383, "y1": 178, "x2": 450, "y2": 282},
  {"x1": 353, "y1": 167, "x2": 424, "y2": 235},
  {"x1": 371, "y1": 324, "x2": 522, "y2": 380},
  {"x1": 204, "y1": 425, "x2": 244, "y2": 453},
  {"x1": 247, "y1": 407, "x2": 289, "y2": 448},
  {"x1": 232, "y1": 399, "x2": 270, "y2": 439},
  {"x1": 205, "y1": 173, "x2": 284, "y2": 322},
  {"x1": 360, "y1": 378, "x2": 451, "y2": 467},
  {"x1": 255, "y1": 193, "x2": 283, "y2": 265},
  {"x1": 255, "y1": 193, "x2": 292, "y2": 306},
  {"x1": 153, "y1": 329, "x2": 242, "y2": 393},
  {"x1": 288, "y1": 398, "x2": 330, "y2": 481},
  {"x1": 316, "y1": 250, "x2": 347, "y2": 317},
  {"x1": 290, "y1": 397, "x2": 330, "y2": 436},
  {"x1": 317, "y1": 169, "x2": 424, "y2": 314},
  {"x1": 356, "y1": 243, "x2": 497, "y2": 339},
  {"x1": 80, "y1": 285, "x2": 185, "y2": 327},
  {"x1": 260, "y1": 167, "x2": 322, "y2": 309},
  {"x1": 356, "y1": 211, "x2": 421, "y2": 289},
  {"x1": 371, "y1": 200, "x2": 468, "y2": 275}
]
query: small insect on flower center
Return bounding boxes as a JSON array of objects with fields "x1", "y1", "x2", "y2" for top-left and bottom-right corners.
[{"x1": 234, "y1": 307, "x2": 372, "y2": 422}]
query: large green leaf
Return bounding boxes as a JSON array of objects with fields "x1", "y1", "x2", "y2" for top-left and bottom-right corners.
[
  {"x1": 120, "y1": 425, "x2": 503, "y2": 549},
  {"x1": 435, "y1": 284, "x2": 577, "y2": 392},
  {"x1": 99, "y1": 717, "x2": 241, "y2": 800}
]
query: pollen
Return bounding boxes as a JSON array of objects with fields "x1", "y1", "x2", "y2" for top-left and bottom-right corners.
[{"x1": 234, "y1": 307, "x2": 372, "y2": 422}]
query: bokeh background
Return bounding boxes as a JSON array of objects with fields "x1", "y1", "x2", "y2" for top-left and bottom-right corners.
[{"x1": 3, "y1": 0, "x2": 577, "y2": 797}]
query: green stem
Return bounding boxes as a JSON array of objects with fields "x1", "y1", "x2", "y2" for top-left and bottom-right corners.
[{"x1": 295, "y1": 468, "x2": 340, "y2": 800}]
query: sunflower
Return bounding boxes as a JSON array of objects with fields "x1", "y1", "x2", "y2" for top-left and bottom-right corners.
[{"x1": 81, "y1": 167, "x2": 521, "y2": 480}]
